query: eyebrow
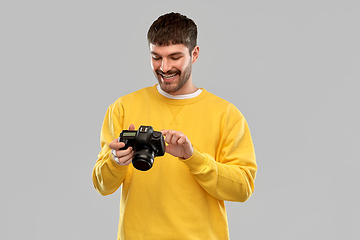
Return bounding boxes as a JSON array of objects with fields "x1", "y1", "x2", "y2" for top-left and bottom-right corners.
[{"x1": 151, "y1": 51, "x2": 184, "y2": 57}]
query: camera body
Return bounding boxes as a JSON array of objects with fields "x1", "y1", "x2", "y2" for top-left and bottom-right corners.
[{"x1": 119, "y1": 125, "x2": 165, "y2": 171}]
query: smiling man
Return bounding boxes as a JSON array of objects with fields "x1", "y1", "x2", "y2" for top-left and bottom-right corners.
[
  {"x1": 150, "y1": 43, "x2": 199, "y2": 95},
  {"x1": 93, "y1": 12, "x2": 257, "y2": 240}
]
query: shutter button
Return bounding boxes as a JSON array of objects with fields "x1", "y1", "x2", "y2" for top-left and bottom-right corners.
[{"x1": 152, "y1": 132, "x2": 161, "y2": 138}]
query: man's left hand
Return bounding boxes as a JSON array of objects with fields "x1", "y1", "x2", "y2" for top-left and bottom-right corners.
[{"x1": 160, "y1": 130, "x2": 194, "y2": 159}]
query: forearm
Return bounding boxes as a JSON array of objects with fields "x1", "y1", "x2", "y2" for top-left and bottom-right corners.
[
  {"x1": 182, "y1": 149, "x2": 256, "y2": 202},
  {"x1": 92, "y1": 149, "x2": 128, "y2": 196}
]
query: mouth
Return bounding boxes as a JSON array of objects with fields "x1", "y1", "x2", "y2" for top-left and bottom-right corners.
[{"x1": 159, "y1": 72, "x2": 179, "y2": 82}]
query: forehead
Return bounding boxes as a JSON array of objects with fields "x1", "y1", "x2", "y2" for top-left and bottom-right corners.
[{"x1": 150, "y1": 43, "x2": 189, "y2": 56}]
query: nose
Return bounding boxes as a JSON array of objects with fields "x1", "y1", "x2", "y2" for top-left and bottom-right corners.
[{"x1": 160, "y1": 58, "x2": 172, "y2": 73}]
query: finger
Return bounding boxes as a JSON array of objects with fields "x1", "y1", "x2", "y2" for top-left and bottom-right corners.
[
  {"x1": 109, "y1": 138, "x2": 118, "y2": 149},
  {"x1": 171, "y1": 132, "x2": 185, "y2": 145},
  {"x1": 170, "y1": 133, "x2": 179, "y2": 145},
  {"x1": 118, "y1": 151, "x2": 134, "y2": 164},
  {"x1": 164, "y1": 132, "x2": 172, "y2": 144},
  {"x1": 109, "y1": 139, "x2": 126, "y2": 150},
  {"x1": 165, "y1": 130, "x2": 177, "y2": 143},
  {"x1": 117, "y1": 159, "x2": 132, "y2": 166},
  {"x1": 129, "y1": 124, "x2": 135, "y2": 131},
  {"x1": 116, "y1": 147, "x2": 133, "y2": 158},
  {"x1": 122, "y1": 157, "x2": 133, "y2": 166},
  {"x1": 115, "y1": 156, "x2": 133, "y2": 166},
  {"x1": 177, "y1": 135, "x2": 187, "y2": 145}
]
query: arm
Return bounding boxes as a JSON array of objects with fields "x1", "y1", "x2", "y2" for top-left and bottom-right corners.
[
  {"x1": 92, "y1": 103, "x2": 133, "y2": 196},
  {"x1": 162, "y1": 117, "x2": 257, "y2": 202}
]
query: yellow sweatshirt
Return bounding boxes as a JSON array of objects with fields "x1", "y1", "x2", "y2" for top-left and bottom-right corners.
[{"x1": 93, "y1": 85, "x2": 257, "y2": 240}]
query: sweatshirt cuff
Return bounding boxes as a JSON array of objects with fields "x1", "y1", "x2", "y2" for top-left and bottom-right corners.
[
  {"x1": 107, "y1": 155, "x2": 129, "y2": 172},
  {"x1": 181, "y1": 148, "x2": 209, "y2": 174}
]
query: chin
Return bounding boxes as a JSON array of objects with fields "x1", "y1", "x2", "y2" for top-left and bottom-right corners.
[{"x1": 160, "y1": 83, "x2": 178, "y2": 94}]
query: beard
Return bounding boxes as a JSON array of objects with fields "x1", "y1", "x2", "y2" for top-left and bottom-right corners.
[{"x1": 155, "y1": 60, "x2": 192, "y2": 95}]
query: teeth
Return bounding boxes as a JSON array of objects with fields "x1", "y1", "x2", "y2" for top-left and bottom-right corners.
[{"x1": 161, "y1": 73, "x2": 177, "y2": 79}]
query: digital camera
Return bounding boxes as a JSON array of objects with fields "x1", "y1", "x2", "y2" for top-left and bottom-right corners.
[{"x1": 119, "y1": 125, "x2": 165, "y2": 171}]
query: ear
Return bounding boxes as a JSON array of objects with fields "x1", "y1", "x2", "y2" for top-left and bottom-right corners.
[{"x1": 191, "y1": 46, "x2": 200, "y2": 64}]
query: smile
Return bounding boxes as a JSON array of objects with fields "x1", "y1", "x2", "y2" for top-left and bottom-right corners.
[
  {"x1": 160, "y1": 73, "x2": 178, "y2": 82},
  {"x1": 161, "y1": 73, "x2": 178, "y2": 79}
]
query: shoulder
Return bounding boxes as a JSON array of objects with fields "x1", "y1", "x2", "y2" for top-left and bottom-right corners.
[
  {"x1": 119, "y1": 86, "x2": 154, "y2": 101},
  {"x1": 203, "y1": 90, "x2": 244, "y2": 118},
  {"x1": 111, "y1": 86, "x2": 155, "y2": 105},
  {"x1": 104, "y1": 86, "x2": 155, "y2": 117}
]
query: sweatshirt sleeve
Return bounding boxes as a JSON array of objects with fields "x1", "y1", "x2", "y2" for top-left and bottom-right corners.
[
  {"x1": 182, "y1": 116, "x2": 257, "y2": 202},
  {"x1": 92, "y1": 101, "x2": 128, "y2": 196}
]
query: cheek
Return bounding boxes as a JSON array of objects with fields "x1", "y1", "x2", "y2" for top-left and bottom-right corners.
[
  {"x1": 151, "y1": 60, "x2": 159, "y2": 72},
  {"x1": 178, "y1": 59, "x2": 189, "y2": 72}
]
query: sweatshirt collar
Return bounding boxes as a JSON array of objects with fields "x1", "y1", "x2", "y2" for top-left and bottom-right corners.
[
  {"x1": 151, "y1": 85, "x2": 207, "y2": 105},
  {"x1": 156, "y1": 84, "x2": 203, "y2": 100}
]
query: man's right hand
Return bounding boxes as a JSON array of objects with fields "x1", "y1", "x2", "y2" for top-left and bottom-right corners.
[{"x1": 109, "y1": 124, "x2": 135, "y2": 166}]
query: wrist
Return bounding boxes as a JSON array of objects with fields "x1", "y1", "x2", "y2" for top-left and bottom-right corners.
[
  {"x1": 183, "y1": 150, "x2": 209, "y2": 174},
  {"x1": 183, "y1": 145, "x2": 194, "y2": 160}
]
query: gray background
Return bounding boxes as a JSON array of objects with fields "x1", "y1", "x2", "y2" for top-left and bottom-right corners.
[{"x1": 1, "y1": 0, "x2": 359, "y2": 239}]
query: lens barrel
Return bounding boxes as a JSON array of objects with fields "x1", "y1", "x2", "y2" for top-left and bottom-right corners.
[{"x1": 132, "y1": 146, "x2": 155, "y2": 171}]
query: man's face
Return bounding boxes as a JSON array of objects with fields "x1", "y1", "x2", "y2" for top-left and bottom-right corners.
[{"x1": 150, "y1": 43, "x2": 198, "y2": 95}]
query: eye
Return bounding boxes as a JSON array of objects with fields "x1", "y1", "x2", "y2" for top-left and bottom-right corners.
[
  {"x1": 171, "y1": 56, "x2": 181, "y2": 60},
  {"x1": 152, "y1": 56, "x2": 161, "y2": 60}
]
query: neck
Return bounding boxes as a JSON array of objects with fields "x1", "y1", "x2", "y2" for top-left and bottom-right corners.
[{"x1": 171, "y1": 78, "x2": 197, "y2": 95}]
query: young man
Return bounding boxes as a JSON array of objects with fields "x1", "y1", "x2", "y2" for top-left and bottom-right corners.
[{"x1": 93, "y1": 12, "x2": 257, "y2": 239}]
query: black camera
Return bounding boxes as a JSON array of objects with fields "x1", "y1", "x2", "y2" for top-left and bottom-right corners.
[{"x1": 119, "y1": 125, "x2": 166, "y2": 171}]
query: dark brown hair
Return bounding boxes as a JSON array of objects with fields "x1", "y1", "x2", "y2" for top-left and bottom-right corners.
[{"x1": 147, "y1": 12, "x2": 198, "y2": 54}]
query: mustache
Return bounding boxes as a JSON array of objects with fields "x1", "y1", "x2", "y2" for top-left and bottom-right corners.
[{"x1": 156, "y1": 69, "x2": 180, "y2": 75}]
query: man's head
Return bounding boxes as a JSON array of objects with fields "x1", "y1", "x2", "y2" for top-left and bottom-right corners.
[
  {"x1": 147, "y1": 12, "x2": 197, "y2": 55},
  {"x1": 148, "y1": 13, "x2": 199, "y2": 95}
]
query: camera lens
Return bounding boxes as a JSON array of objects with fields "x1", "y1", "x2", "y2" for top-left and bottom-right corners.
[{"x1": 132, "y1": 146, "x2": 155, "y2": 171}]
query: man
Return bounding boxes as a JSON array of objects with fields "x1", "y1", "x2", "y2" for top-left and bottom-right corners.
[{"x1": 93, "y1": 12, "x2": 257, "y2": 240}]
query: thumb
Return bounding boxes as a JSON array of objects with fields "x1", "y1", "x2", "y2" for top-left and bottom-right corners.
[{"x1": 128, "y1": 124, "x2": 135, "y2": 131}]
